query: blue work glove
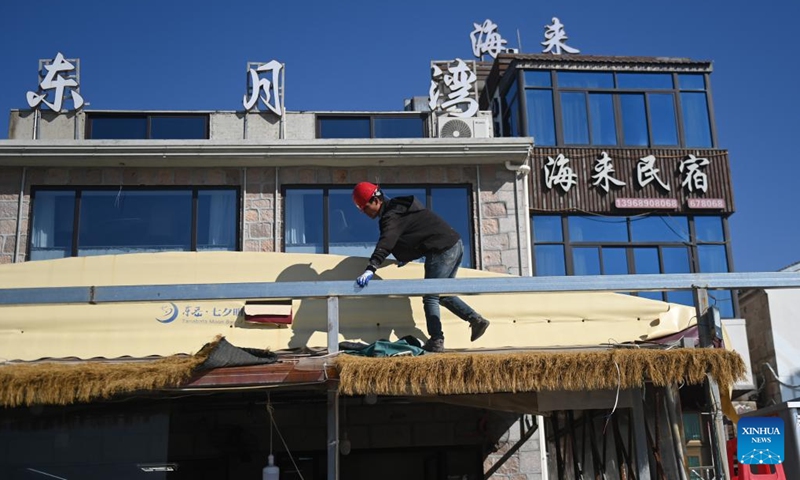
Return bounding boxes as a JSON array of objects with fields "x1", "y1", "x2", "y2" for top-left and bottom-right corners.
[{"x1": 356, "y1": 270, "x2": 374, "y2": 287}]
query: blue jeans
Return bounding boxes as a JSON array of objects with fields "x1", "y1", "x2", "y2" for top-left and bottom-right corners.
[{"x1": 422, "y1": 239, "x2": 482, "y2": 340}]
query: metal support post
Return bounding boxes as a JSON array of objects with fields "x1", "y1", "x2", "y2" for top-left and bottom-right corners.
[
  {"x1": 327, "y1": 384, "x2": 339, "y2": 480},
  {"x1": 327, "y1": 296, "x2": 339, "y2": 354},
  {"x1": 694, "y1": 288, "x2": 731, "y2": 480},
  {"x1": 630, "y1": 388, "x2": 653, "y2": 480}
]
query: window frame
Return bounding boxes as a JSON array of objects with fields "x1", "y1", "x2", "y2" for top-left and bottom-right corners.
[
  {"x1": 531, "y1": 214, "x2": 736, "y2": 315},
  {"x1": 514, "y1": 69, "x2": 715, "y2": 148},
  {"x1": 28, "y1": 186, "x2": 240, "y2": 258},
  {"x1": 315, "y1": 113, "x2": 426, "y2": 139},
  {"x1": 86, "y1": 113, "x2": 210, "y2": 140},
  {"x1": 282, "y1": 184, "x2": 475, "y2": 267}
]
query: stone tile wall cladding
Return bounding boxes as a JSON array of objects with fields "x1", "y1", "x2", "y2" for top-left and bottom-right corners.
[{"x1": 3, "y1": 164, "x2": 530, "y2": 276}]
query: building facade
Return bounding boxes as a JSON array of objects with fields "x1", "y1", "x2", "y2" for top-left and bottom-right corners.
[{"x1": 0, "y1": 47, "x2": 746, "y2": 480}]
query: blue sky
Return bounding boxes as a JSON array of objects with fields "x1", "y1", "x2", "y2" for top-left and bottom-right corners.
[{"x1": 1, "y1": 0, "x2": 798, "y2": 272}]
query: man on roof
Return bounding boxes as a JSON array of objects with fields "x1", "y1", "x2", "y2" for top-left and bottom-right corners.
[{"x1": 351, "y1": 181, "x2": 490, "y2": 353}]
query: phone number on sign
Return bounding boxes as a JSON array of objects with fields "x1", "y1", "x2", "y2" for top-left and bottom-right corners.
[
  {"x1": 615, "y1": 198, "x2": 678, "y2": 209},
  {"x1": 687, "y1": 198, "x2": 726, "y2": 209}
]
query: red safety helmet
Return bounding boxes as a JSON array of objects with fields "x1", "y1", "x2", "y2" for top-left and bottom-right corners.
[{"x1": 352, "y1": 182, "x2": 380, "y2": 211}]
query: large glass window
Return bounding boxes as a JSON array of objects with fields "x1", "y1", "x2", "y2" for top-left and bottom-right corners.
[
  {"x1": 620, "y1": 94, "x2": 648, "y2": 146},
  {"x1": 317, "y1": 115, "x2": 424, "y2": 139},
  {"x1": 29, "y1": 188, "x2": 238, "y2": 260},
  {"x1": 87, "y1": 114, "x2": 208, "y2": 139},
  {"x1": 531, "y1": 214, "x2": 734, "y2": 315},
  {"x1": 561, "y1": 92, "x2": 589, "y2": 144},
  {"x1": 525, "y1": 90, "x2": 555, "y2": 145},
  {"x1": 681, "y1": 92, "x2": 712, "y2": 147},
  {"x1": 514, "y1": 69, "x2": 714, "y2": 147},
  {"x1": 285, "y1": 185, "x2": 474, "y2": 267},
  {"x1": 649, "y1": 94, "x2": 678, "y2": 145}
]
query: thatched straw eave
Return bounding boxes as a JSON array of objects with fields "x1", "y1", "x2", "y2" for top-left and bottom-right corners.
[{"x1": 335, "y1": 348, "x2": 746, "y2": 397}]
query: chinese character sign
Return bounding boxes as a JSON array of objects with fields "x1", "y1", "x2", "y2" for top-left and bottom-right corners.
[
  {"x1": 592, "y1": 152, "x2": 626, "y2": 193},
  {"x1": 26, "y1": 52, "x2": 85, "y2": 112},
  {"x1": 680, "y1": 154, "x2": 710, "y2": 193},
  {"x1": 543, "y1": 154, "x2": 578, "y2": 192},
  {"x1": 637, "y1": 155, "x2": 671, "y2": 192},
  {"x1": 470, "y1": 19, "x2": 509, "y2": 60},
  {"x1": 428, "y1": 59, "x2": 478, "y2": 118},
  {"x1": 541, "y1": 17, "x2": 579, "y2": 55},
  {"x1": 243, "y1": 60, "x2": 284, "y2": 115}
]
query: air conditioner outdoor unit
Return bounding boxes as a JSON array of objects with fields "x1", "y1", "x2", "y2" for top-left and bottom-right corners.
[{"x1": 437, "y1": 114, "x2": 493, "y2": 139}]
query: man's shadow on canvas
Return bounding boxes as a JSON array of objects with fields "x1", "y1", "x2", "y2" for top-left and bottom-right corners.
[{"x1": 276, "y1": 258, "x2": 426, "y2": 349}]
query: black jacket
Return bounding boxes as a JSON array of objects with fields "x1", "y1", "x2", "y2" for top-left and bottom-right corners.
[{"x1": 366, "y1": 196, "x2": 460, "y2": 271}]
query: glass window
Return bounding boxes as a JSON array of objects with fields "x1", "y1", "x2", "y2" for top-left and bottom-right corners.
[
  {"x1": 328, "y1": 190, "x2": 378, "y2": 257},
  {"x1": 569, "y1": 217, "x2": 628, "y2": 242},
  {"x1": 589, "y1": 93, "x2": 617, "y2": 145},
  {"x1": 88, "y1": 115, "x2": 208, "y2": 139},
  {"x1": 710, "y1": 289, "x2": 734, "y2": 318},
  {"x1": 432, "y1": 188, "x2": 472, "y2": 267},
  {"x1": 373, "y1": 117, "x2": 424, "y2": 138},
  {"x1": 525, "y1": 90, "x2": 555, "y2": 145},
  {"x1": 524, "y1": 71, "x2": 551, "y2": 87},
  {"x1": 662, "y1": 247, "x2": 694, "y2": 306},
  {"x1": 695, "y1": 216, "x2": 724, "y2": 242},
  {"x1": 630, "y1": 216, "x2": 689, "y2": 242},
  {"x1": 557, "y1": 72, "x2": 614, "y2": 88},
  {"x1": 533, "y1": 216, "x2": 562, "y2": 242},
  {"x1": 561, "y1": 92, "x2": 589, "y2": 144},
  {"x1": 535, "y1": 245, "x2": 566, "y2": 275},
  {"x1": 681, "y1": 92, "x2": 712, "y2": 147},
  {"x1": 318, "y1": 117, "x2": 371, "y2": 138},
  {"x1": 30, "y1": 188, "x2": 237, "y2": 259},
  {"x1": 573, "y1": 247, "x2": 601, "y2": 275},
  {"x1": 602, "y1": 247, "x2": 629, "y2": 275},
  {"x1": 197, "y1": 190, "x2": 237, "y2": 250},
  {"x1": 620, "y1": 94, "x2": 648, "y2": 146},
  {"x1": 616, "y1": 73, "x2": 673, "y2": 89},
  {"x1": 286, "y1": 186, "x2": 474, "y2": 267},
  {"x1": 678, "y1": 74, "x2": 705, "y2": 91},
  {"x1": 286, "y1": 189, "x2": 324, "y2": 253},
  {"x1": 649, "y1": 94, "x2": 678, "y2": 146},
  {"x1": 633, "y1": 247, "x2": 662, "y2": 301},
  {"x1": 698, "y1": 245, "x2": 728, "y2": 273},
  {"x1": 30, "y1": 191, "x2": 75, "y2": 260},
  {"x1": 89, "y1": 116, "x2": 147, "y2": 139},
  {"x1": 78, "y1": 191, "x2": 193, "y2": 256},
  {"x1": 150, "y1": 116, "x2": 207, "y2": 139}
]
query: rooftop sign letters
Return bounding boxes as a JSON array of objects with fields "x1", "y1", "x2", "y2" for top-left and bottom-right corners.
[
  {"x1": 26, "y1": 52, "x2": 84, "y2": 112},
  {"x1": 428, "y1": 59, "x2": 478, "y2": 118},
  {"x1": 470, "y1": 19, "x2": 515, "y2": 60},
  {"x1": 541, "y1": 17, "x2": 579, "y2": 55},
  {"x1": 243, "y1": 60, "x2": 284, "y2": 115}
]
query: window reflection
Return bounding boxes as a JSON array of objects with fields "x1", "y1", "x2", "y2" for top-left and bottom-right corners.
[
  {"x1": 532, "y1": 214, "x2": 733, "y2": 315},
  {"x1": 649, "y1": 94, "x2": 678, "y2": 146},
  {"x1": 620, "y1": 94, "x2": 648, "y2": 146},
  {"x1": 525, "y1": 90, "x2": 554, "y2": 145},
  {"x1": 285, "y1": 186, "x2": 474, "y2": 267},
  {"x1": 589, "y1": 93, "x2": 617, "y2": 145},
  {"x1": 569, "y1": 217, "x2": 628, "y2": 242},
  {"x1": 681, "y1": 93, "x2": 712, "y2": 147},
  {"x1": 561, "y1": 92, "x2": 589, "y2": 144},
  {"x1": 616, "y1": 73, "x2": 673, "y2": 89},
  {"x1": 30, "y1": 188, "x2": 237, "y2": 259},
  {"x1": 557, "y1": 72, "x2": 614, "y2": 88}
]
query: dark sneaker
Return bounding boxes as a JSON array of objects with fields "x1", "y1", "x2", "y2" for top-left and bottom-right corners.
[
  {"x1": 422, "y1": 337, "x2": 444, "y2": 353},
  {"x1": 470, "y1": 318, "x2": 490, "y2": 342}
]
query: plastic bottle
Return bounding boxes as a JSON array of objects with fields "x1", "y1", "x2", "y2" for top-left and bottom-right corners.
[{"x1": 262, "y1": 454, "x2": 280, "y2": 480}]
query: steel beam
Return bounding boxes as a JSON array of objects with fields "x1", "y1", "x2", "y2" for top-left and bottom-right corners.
[{"x1": 2, "y1": 272, "x2": 800, "y2": 305}]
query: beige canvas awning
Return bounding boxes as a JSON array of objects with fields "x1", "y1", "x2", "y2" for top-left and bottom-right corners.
[{"x1": 0, "y1": 252, "x2": 697, "y2": 361}]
